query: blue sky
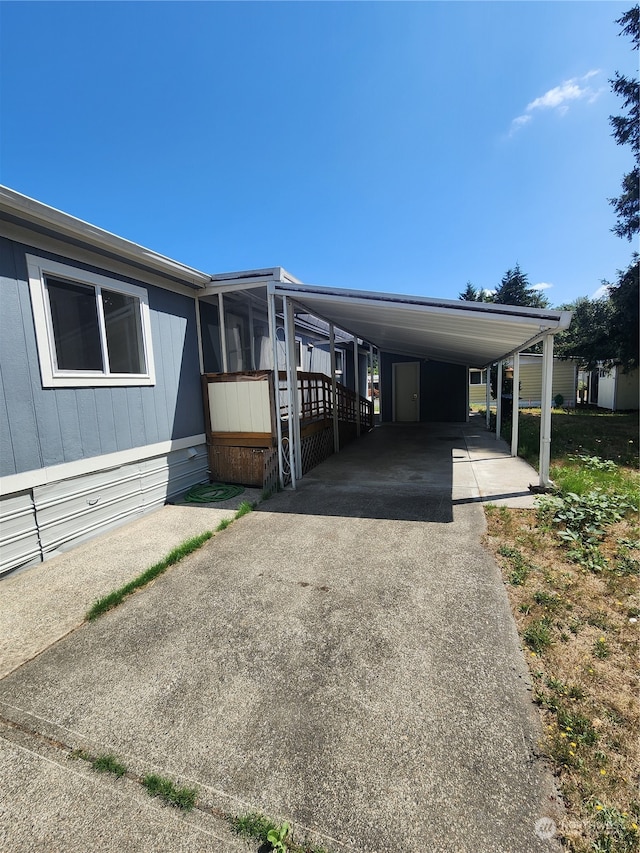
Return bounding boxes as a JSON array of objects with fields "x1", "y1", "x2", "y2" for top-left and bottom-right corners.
[{"x1": 1, "y1": 1, "x2": 635, "y2": 305}]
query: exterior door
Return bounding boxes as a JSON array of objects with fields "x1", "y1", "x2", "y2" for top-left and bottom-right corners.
[{"x1": 393, "y1": 362, "x2": 420, "y2": 422}]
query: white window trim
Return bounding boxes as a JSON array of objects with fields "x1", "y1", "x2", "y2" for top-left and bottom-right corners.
[
  {"x1": 27, "y1": 254, "x2": 156, "y2": 388},
  {"x1": 469, "y1": 368, "x2": 486, "y2": 386},
  {"x1": 334, "y1": 348, "x2": 344, "y2": 375}
]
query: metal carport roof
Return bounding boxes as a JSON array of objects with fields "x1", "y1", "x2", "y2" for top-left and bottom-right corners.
[{"x1": 270, "y1": 281, "x2": 572, "y2": 368}]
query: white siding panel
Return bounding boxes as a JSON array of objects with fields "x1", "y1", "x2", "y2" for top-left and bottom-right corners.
[
  {"x1": 615, "y1": 369, "x2": 639, "y2": 410},
  {"x1": 0, "y1": 491, "x2": 40, "y2": 575},
  {"x1": 597, "y1": 373, "x2": 616, "y2": 409},
  {"x1": 139, "y1": 446, "x2": 208, "y2": 507},
  {"x1": 1, "y1": 443, "x2": 209, "y2": 572},
  {"x1": 208, "y1": 380, "x2": 271, "y2": 432},
  {"x1": 235, "y1": 382, "x2": 252, "y2": 431},
  {"x1": 34, "y1": 463, "x2": 144, "y2": 555}
]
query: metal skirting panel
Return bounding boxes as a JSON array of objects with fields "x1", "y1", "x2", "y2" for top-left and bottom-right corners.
[
  {"x1": 0, "y1": 445, "x2": 208, "y2": 573},
  {"x1": 139, "y1": 447, "x2": 209, "y2": 508},
  {"x1": 0, "y1": 491, "x2": 40, "y2": 576}
]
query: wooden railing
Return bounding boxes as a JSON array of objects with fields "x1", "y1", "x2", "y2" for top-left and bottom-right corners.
[{"x1": 277, "y1": 371, "x2": 372, "y2": 431}]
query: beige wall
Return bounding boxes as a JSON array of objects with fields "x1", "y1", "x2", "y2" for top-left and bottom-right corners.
[{"x1": 469, "y1": 358, "x2": 577, "y2": 407}]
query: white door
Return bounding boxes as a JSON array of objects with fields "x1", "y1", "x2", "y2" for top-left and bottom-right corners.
[{"x1": 393, "y1": 362, "x2": 420, "y2": 422}]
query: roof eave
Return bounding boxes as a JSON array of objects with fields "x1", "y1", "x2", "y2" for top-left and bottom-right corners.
[{"x1": 0, "y1": 185, "x2": 211, "y2": 289}]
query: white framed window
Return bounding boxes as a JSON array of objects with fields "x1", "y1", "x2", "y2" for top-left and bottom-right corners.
[
  {"x1": 295, "y1": 338, "x2": 303, "y2": 370},
  {"x1": 334, "y1": 349, "x2": 344, "y2": 375},
  {"x1": 27, "y1": 254, "x2": 155, "y2": 388},
  {"x1": 469, "y1": 369, "x2": 486, "y2": 385}
]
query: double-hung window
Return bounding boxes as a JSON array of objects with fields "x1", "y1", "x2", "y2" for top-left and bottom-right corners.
[{"x1": 27, "y1": 255, "x2": 155, "y2": 387}]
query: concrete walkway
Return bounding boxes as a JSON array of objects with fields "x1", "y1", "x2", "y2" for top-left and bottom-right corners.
[{"x1": 0, "y1": 421, "x2": 562, "y2": 852}]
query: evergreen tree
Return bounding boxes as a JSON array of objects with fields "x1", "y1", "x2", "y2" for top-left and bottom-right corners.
[
  {"x1": 459, "y1": 281, "x2": 491, "y2": 302},
  {"x1": 493, "y1": 264, "x2": 549, "y2": 308},
  {"x1": 554, "y1": 296, "x2": 615, "y2": 369},
  {"x1": 459, "y1": 281, "x2": 480, "y2": 301},
  {"x1": 608, "y1": 254, "x2": 639, "y2": 370},
  {"x1": 609, "y1": 5, "x2": 639, "y2": 241}
]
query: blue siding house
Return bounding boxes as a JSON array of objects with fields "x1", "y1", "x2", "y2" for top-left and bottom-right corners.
[
  {"x1": 0, "y1": 189, "x2": 211, "y2": 574},
  {"x1": 1, "y1": 187, "x2": 573, "y2": 574}
]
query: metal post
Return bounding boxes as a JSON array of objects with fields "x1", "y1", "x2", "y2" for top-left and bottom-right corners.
[
  {"x1": 465, "y1": 366, "x2": 470, "y2": 423},
  {"x1": 354, "y1": 336, "x2": 361, "y2": 437},
  {"x1": 194, "y1": 295, "x2": 204, "y2": 374},
  {"x1": 330, "y1": 323, "x2": 339, "y2": 453},
  {"x1": 218, "y1": 292, "x2": 228, "y2": 373},
  {"x1": 284, "y1": 296, "x2": 301, "y2": 484},
  {"x1": 485, "y1": 367, "x2": 491, "y2": 429},
  {"x1": 511, "y1": 352, "x2": 520, "y2": 457},
  {"x1": 368, "y1": 343, "x2": 374, "y2": 401},
  {"x1": 539, "y1": 334, "x2": 554, "y2": 488},
  {"x1": 496, "y1": 361, "x2": 503, "y2": 440},
  {"x1": 248, "y1": 296, "x2": 255, "y2": 370},
  {"x1": 268, "y1": 291, "x2": 285, "y2": 489}
]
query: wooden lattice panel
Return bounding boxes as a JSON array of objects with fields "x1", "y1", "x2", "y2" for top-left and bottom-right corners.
[{"x1": 301, "y1": 427, "x2": 334, "y2": 475}]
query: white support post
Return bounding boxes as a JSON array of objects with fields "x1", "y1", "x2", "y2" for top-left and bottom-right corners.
[
  {"x1": 284, "y1": 296, "x2": 301, "y2": 484},
  {"x1": 218, "y1": 292, "x2": 228, "y2": 374},
  {"x1": 511, "y1": 352, "x2": 520, "y2": 456},
  {"x1": 194, "y1": 295, "x2": 204, "y2": 374},
  {"x1": 354, "y1": 336, "x2": 361, "y2": 437},
  {"x1": 248, "y1": 297, "x2": 256, "y2": 370},
  {"x1": 465, "y1": 366, "x2": 470, "y2": 423},
  {"x1": 539, "y1": 334, "x2": 554, "y2": 488},
  {"x1": 486, "y1": 367, "x2": 491, "y2": 429},
  {"x1": 368, "y1": 343, "x2": 374, "y2": 401},
  {"x1": 268, "y1": 291, "x2": 285, "y2": 489},
  {"x1": 329, "y1": 323, "x2": 339, "y2": 453},
  {"x1": 511, "y1": 352, "x2": 520, "y2": 457},
  {"x1": 496, "y1": 361, "x2": 503, "y2": 440}
]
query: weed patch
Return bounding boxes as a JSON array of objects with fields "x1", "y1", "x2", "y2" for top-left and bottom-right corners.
[
  {"x1": 498, "y1": 544, "x2": 533, "y2": 585},
  {"x1": 92, "y1": 753, "x2": 127, "y2": 778},
  {"x1": 86, "y1": 531, "x2": 213, "y2": 620},
  {"x1": 229, "y1": 811, "x2": 332, "y2": 853},
  {"x1": 485, "y1": 433, "x2": 639, "y2": 852},
  {"x1": 142, "y1": 773, "x2": 197, "y2": 811}
]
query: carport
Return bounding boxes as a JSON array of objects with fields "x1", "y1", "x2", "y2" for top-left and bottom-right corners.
[
  {"x1": 267, "y1": 278, "x2": 571, "y2": 488},
  {"x1": 196, "y1": 270, "x2": 571, "y2": 491}
]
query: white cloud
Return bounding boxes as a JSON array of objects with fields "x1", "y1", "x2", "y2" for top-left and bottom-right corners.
[
  {"x1": 591, "y1": 283, "x2": 610, "y2": 300},
  {"x1": 509, "y1": 71, "x2": 601, "y2": 136},
  {"x1": 532, "y1": 282, "x2": 553, "y2": 291}
]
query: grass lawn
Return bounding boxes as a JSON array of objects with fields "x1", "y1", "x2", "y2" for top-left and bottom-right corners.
[{"x1": 484, "y1": 409, "x2": 639, "y2": 853}]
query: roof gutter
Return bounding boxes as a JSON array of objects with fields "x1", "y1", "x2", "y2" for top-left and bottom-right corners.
[
  {"x1": 485, "y1": 310, "x2": 573, "y2": 368},
  {"x1": 0, "y1": 185, "x2": 211, "y2": 289}
]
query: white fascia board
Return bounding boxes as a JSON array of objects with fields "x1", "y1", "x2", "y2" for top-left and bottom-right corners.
[
  {"x1": 0, "y1": 434, "x2": 206, "y2": 495},
  {"x1": 0, "y1": 186, "x2": 210, "y2": 289},
  {"x1": 271, "y1": 281, "x2": 568, "y2": 326},
  {"x1": 0, "y1": 220, "x2": 200, "y2": 299},
  {"x1": 200, "y1": 280, "x2": 274, "y2": 296},
  {"x1": 210, "y1": 267, "x2": 281, "y2": 281}
]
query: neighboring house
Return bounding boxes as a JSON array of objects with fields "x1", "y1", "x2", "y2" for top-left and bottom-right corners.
[
  {"x1": 582, "y1": 364, "x2": 639, "y2": 411},
  {"x1": 469, "y1": 354, "x2": 578, "y2": 408}
]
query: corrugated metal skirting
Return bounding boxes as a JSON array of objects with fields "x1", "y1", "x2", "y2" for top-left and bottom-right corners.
[{"x1": 0, "y1": 445, "x2": 208, "y2": 576}]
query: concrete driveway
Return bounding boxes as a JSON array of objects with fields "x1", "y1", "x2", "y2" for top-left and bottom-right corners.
[{"x1": 0, "y1": 422, "x2": 562, "y2": 852}]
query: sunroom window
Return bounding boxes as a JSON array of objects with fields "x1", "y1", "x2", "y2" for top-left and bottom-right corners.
[{"x1": 27, "y1": 255, "x2": 155, "y2": 387}]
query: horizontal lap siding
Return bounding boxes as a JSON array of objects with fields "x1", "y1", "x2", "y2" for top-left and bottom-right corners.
[{"x1": 0, "y1": 237, "x2": 204, "y2": 479}]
